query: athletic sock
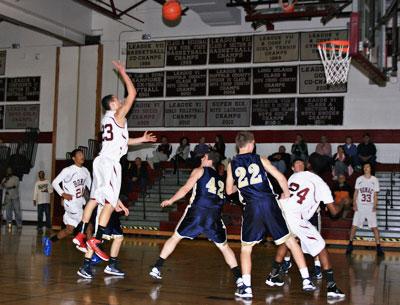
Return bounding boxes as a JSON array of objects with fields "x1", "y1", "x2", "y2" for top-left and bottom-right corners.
[
  {"x1": 231, "y1": 266, "x2": 242, "y2": 281},
  {"x1": 154, "y1": 257, "x2": 165, "y2": 269},
  {"x1": 50, "y1": 235, "x2": 59, "y2": 242},
  {"x1": 284, "y1": 256, "x2": 291, "y2": 262},
  {"x1": 299, "y1": 267, "x2": 310, "y2": 279},
  {"x1": 95, "y1": 225, "x2": 105, "y2": 240},
  {"x1": 314, "y1": 260, "x2": 321, "y2": 267},
  {"x1": 83, "y1": 258, "x2": 91, "y2": 268},
  {"x1": 242, "y1": 274, "x2": 251, "y2": 287},
  {"x1": 270, "y1": 260, "x2": 281, "y2": 276},
  {"x1": 78, "y1": 222, "x2": 88, "y2": 234},
  {"x1": 324, "y1": 269, "x2": 335, "y2": 287}
]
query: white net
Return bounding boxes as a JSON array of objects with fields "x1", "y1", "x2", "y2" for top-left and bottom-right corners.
[{"x1": 318, "y1": 41, "x2": 351, "y2": 85}]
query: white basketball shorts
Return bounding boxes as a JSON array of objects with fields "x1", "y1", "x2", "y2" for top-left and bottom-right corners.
[
  {"x1": 352, "y1": 205, "x2": 377, "y2": 228},
  {"x1": 90, "y1": 156, "x2": 121, "y2": 207},
  {"x1": 285, "y1": 212, "x2": 326, "y2": 257}
]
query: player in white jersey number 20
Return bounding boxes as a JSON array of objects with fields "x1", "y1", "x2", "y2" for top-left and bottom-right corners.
[{"x1": 73, "y1": 61, "x2": 156, "y2": 262}]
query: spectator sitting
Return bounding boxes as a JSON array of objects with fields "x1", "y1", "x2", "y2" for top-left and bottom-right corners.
[
  {"x1": 343, "y1": 136, "x2": 358, "y2": 167},
  {"x1": 268, "y1": 145, "x2": 291, "y2": 174},
  {"x1": 357, "y1": 133, "x2": 377, "y2": 168},
  {"x1": 210, "y1": 135, "x2": 226, "y2": 161},
  {"x1": 291, "y1": 133, "x2": 308, "y2": 162},
  {"x1": 332, "y1": 145, "x2": 353, "y2": 179},
  {"x1": 331, "y1": 174, "x2": 353, "y2": 219},
  {"x1": 315, "y1": 136, "x2": 332, "y2": 158},
  {"x1": 130, "y1": 157, "x2": 148, "y2": 194},
  {"x1": 189, "y1": 136, "x2": 210, "y2": 167},
  {"x1": 172, "y1": 137, "x2": 190, "y2": 174},
  {"x1": 148, "y1": 136, "x2": 172, "y2": 169}
]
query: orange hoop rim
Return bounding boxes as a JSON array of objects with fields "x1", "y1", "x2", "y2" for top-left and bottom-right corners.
[{"x1": 318, "y1": 40, "x2": 350, "y2": 52}]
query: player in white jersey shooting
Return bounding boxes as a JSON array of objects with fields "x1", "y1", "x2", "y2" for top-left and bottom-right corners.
[
  {"x1": 42, "y1": 149, "x2": 91, "y2": 255},
  {"x1": 279, "y1": 156, "x2": 345, "y2": 299},
  {"x1": 346, "y1": 163, "x2": 384, "y2": 256},
  {"x1": 73, "y1": 61, "x2": 156, "y2": 261}
]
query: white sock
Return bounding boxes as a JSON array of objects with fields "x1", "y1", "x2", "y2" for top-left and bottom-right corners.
[
  {"x1": 314, "y1": 260, "x2": 321, "y2": 267},
  {"x1": 242, "y1": 274, "x2": 251, "y2": 286},
  {"x1": 284, "y1": 256, "x2": 291, "y2": 262},
  {"x1": 299, "y1": 267, "x2": 309, "y2": 279}
]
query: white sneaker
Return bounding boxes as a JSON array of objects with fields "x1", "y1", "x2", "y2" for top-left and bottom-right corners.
[
  {"x1": 302, "y1": 278, "x2": 316, "y2": 292},
  {"x1": 149, "y1": 267, "x2": 162, "y2": 280}
]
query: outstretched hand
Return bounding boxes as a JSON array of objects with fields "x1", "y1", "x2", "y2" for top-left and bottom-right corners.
[
  {"x1": 143, "y1": 131, "x2": 157, "y2": 143},
  {"x1": 112, "y1": 60, "x2": 126, "y2": 74}
]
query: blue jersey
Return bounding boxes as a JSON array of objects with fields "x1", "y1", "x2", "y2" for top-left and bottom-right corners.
[
  {"x1": 231, "y1": 153, "x2": 276, "y2": 204},
  {"x1": 189, "y1": 167, "x2": 225, "y2": 209}
]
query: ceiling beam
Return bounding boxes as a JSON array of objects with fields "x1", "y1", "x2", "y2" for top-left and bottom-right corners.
[{"x1": 73, "y1": 0, "x2": 119, "y2": 19}]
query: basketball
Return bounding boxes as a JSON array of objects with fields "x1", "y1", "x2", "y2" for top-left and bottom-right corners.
[
  {"x1": 162, "y1": 0, "x2": 182, "y2": 22},
  {"x1": 282, "y1": 3, "x2": 295, "y2": 13},
  {"x1": 280, "y1": 0, "x2": 297, "y2": 13}
]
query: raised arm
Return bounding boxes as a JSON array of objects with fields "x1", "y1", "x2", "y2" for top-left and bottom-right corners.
[
  {"x1": 225, "y1": 163, "x2": 237, "y2": 195},
  {"x1": 260, "y1": 157, "x2": 290, "y2": 198},
  {"x1": 128, "y1": 131, "x2": 157, "y2": 145},
  {"x1": 161, "y1": 168, "x2": 203, "y2": 207},
  {"x1": 113, "y1": 61, "x2": 137, "y2": 121}
]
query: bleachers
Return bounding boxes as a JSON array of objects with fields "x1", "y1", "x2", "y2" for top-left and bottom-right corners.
[{"x1": 121, "y1": 160, "x2": 400, "y2": 247}]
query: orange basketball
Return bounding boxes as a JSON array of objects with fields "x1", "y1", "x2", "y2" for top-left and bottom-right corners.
[
  {"x1": 162, "y1": 0, "x2": 182, "y2": 21},
  {"x1": 282, "y1": 3, "x2": 295, "y2": 13}
]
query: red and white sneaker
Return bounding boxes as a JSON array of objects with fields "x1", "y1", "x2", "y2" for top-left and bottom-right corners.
[
  {"x1": 86, "y1": 237, "x2": 109, "y2": 261},
  {"x1": 73, "y1": 233, "x2": 87, "y2": 253}
]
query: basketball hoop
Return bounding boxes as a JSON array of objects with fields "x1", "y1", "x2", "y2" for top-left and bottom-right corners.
[
  {"x1": 279, "y1": 0, "x2": 297, "y2": 13},
  {"x1": 318, "y1": 40, "x2": 351, "y2": 85}
]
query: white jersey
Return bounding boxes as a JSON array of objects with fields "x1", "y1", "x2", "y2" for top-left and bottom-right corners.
[
  {"x1": 99, "y1": 110, "x2": 129, "y2": 161},
  {"x1": 355, "y1": 175, "x2": 379, "y2": 206},
  {"x1": 284, "y1": 171, "x2": 333, "y2": 220},
  {"x1": 52, "y1": 165, "x2": 91, "y2": 213}
]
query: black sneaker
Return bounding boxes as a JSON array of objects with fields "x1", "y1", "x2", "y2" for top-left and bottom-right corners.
[
  {"x1": 377, "y1": 245, "x2": 384, "y2": 257},
  {"x1": 77, "y1": 266, "x2": 93, "y2": 279},
  {"x1": 281, "y1": 259, "x2": 292, "y2": 274},
  {"x1": 345, "y1": 243, "x2": 353, "y2": 255},
  {"x1": 313, "y1": 265, "x2": 322, "y2": 279},
  {"x1": 265, "y1": 273, "x2": 285, "y2": 287},
  {"x1": 327, "y1": 283, "x2": 345, "y2": 298},
  {"x1": 149, "y1": 266, "x2": 162, "y2": 280},
  {"x1": 235, "y1": 284, "x2": 253, "y2": 299},
  {"x1": 104, "y1": 264, "x2": 125, "y2": 276}
]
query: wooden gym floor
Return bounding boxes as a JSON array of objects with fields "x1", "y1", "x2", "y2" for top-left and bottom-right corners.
[{"x1": 0, "y1": 226, "x2": 399, "y2": 305}]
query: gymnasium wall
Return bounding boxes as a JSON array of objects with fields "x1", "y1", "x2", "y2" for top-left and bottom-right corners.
[
  {"x1": 93, "y1": 2, "x2": 400, "y2": 163},
  {"x1": 1, "y1": 2, "x2": 400, "y2": 221},
  {"x1": 0, "y1": 22, "x2": 99, "y2": 221}
]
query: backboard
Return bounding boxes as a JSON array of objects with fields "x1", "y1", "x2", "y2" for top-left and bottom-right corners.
[{"x1": 350, "y1": 0, "x2": 399, "y2": 85}]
